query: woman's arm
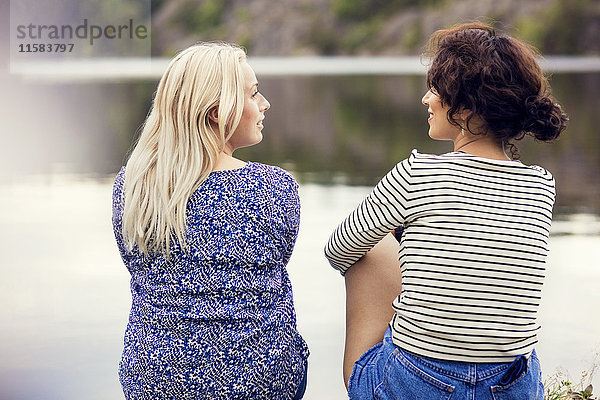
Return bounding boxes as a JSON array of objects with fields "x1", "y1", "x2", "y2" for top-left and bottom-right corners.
[{"x1": 324, "y1": 155, "x2": 415, "y2": 274}]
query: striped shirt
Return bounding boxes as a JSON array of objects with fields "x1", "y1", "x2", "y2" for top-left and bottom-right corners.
[{"x1": 324, "y1": 150, "x2": 555, "y2": 362}]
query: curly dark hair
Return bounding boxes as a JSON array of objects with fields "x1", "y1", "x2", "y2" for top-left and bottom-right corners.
[{"x1": 424, "y1": 22, "x2": 568, "y2": 158}]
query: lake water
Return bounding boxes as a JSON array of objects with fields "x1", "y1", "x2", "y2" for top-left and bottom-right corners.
[
  {"x1": 0, "y1": 177, "x2": 598, "y2": 399},
  {"x1": 1, "y1": 66, "x2": 599, "y2": 398}
]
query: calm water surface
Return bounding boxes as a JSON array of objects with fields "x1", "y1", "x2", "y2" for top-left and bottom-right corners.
[
  {"x1": 0, "y1": 70, "x2": 599, "y2": 398},
  {"x1": 2, "y1": 72, "x2": 599, "y2": 215},
  {"x1": 0, "y1": 178, "x2": 598, "y2": 399}
]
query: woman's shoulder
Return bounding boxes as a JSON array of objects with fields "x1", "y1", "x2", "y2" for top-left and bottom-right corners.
[
  {"x1": 205, "y1": 162, "x2": 299, "y2": 194},
  {"x1": 242, "y1": 162, "x2": 298, "y2": 187},
  {"x1": 112, "y1": 167, "x2": 127, "y2": 220},
  {"x1": 398, "y1": 149, "x2": 454, "y2": 164},
  {"x1": 114, "y1": 166, "x2": 126, "y2": 180},
  {"x1": 210, "y1": 161, "x2": 289, "y2": 176},
  {"x1": 412, "y1": 149, "x2": 549, "y2": 170},
  {"x1": 398, "y1": 149, "x2": 554, "y2": 182},
  {"x1": 112, "y1": 166, "x2": 126, "y2": 195},
  {"x1": 389, "y1": 149, "x2": 446, "y2": 171}
]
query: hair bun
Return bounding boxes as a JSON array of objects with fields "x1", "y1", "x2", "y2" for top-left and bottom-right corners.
[{"x1": 522, "y1": 95, "x2": 568, "y2": 142}]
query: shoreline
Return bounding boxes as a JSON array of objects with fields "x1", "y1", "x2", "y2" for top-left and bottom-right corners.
[{"x1": 9, "y1": 56, "x2": 600, "y2": 82}]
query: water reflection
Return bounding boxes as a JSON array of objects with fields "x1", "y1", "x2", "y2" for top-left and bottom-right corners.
[{"x1": 2, "y1": 72, "x2": 598, "y2": 215}]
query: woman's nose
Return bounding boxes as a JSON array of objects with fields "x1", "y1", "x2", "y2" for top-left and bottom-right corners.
[
  {"x1": 422, "y1": 90, "x2": 431, "y2": 105},
  {"x1": 261, "y1": 94, "x2": 270, "y2": 111}
]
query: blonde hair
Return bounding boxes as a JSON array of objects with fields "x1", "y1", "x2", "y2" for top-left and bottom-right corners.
[{"x1": 121, "y1": 42, "x2": 247, "y2": 255}]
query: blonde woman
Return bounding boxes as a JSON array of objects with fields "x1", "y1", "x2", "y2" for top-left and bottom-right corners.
[{"x1": 112, "y1": 42, "x2": 309, "y2": 399}]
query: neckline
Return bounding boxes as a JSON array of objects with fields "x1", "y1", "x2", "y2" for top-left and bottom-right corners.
[
  {"x1": 209, "y1": 161, "x2": 252, "y2": 174},
  {"x1": 452, "y1": 151, "x2": 521, "y2": 164}
]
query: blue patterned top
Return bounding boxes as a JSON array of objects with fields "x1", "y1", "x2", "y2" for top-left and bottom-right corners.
[{"x1": 112, "y1": 162, "x2": 309, "y2": 399}]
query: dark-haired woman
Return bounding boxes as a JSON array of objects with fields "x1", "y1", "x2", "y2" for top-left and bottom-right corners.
[{"x1": 325, "y1": 23, "x2": 567, "y2": 400}]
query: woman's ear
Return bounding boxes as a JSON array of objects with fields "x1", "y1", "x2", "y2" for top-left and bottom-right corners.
[
  {"x1": 208, "y1": 107, "x2": 219, "y2": 124},
  {"x1": 459, "y1": 107, "x2": 473, "y2": 122}
]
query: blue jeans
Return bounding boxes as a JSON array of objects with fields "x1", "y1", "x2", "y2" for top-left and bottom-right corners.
[{"x1": 348, "y1": 328, "x2": 544, "y2": 400}]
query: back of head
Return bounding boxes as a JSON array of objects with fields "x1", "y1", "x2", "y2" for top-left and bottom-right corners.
[
  {"x1": 424, "y1": 22, "x2": 568, "y2": 156},
  {"x1": 122, "y1": 42, "x2": 247, "y2": 255}
]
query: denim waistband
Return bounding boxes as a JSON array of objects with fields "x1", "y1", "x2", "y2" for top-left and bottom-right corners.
[{"x1": 384, "y1": 328, "x2": 533, "y2": 384}]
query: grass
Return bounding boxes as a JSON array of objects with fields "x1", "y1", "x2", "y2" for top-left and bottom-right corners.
[{"x1": 545, "y1": 359, "x2": 598, "y2": 400}]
